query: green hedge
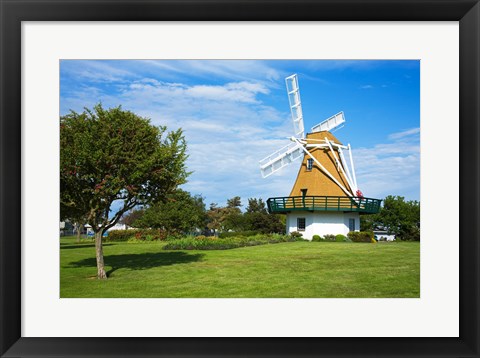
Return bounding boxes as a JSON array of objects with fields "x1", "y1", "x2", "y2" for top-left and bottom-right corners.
[
  {"x1": 218, "y1": 230, "x2": 260, "y2": 239},
  {"x1": 163, "y1": 233, "x2": 304, "y2": 250},
  {"x1": 106, "y1": 229, "x2": 168, "y2": 242},
  {"x1": 347, "y1": 231, "x2": 374, "y2": 243},
  {"x1": 106, "y1": 230, "x2": 136, "y2": 242},
  {"x1": 311, "y1": 234, "x2": 350, "y2": 242}
]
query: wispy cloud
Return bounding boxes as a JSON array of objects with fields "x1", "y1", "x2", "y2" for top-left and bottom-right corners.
[
  {"x1": 388, "y1": 127, "x2": 420, "y2": 140},
  {"x1": 125, "y1": 79, "x2": 270, "y2": 104},
  {"x1": 354, "y1": 127, "x2": 420, "y2": 200},
  {"x1": 360, "y1": 85, "x2": 374, "y2": 89},
  {"x1": 61, "y1": 60, "x2": 135, "y2": 83},
  {"x1": 140, "y1": 60, "x2": 282, "y2": 85}
]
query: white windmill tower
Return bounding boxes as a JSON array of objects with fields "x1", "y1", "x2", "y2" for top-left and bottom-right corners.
[{"x1": 259, "y1": 74, "x2": 381, "y2": 240}]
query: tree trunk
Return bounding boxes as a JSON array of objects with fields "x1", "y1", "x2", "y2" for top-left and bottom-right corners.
[
  {"x1": 75, "y1": 223, "x2": 83, "y2": 243},
  {"x1": 94, "y1": 231, "x2": 107, "y2": 279}
]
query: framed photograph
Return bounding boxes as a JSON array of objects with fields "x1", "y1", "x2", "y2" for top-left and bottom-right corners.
[{"x1": 1, "y1": 0, "x2": 479, "y2": 357}]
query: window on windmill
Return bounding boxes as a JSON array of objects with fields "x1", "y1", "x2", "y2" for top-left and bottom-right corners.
[
  {"x1": 306, "y1": 158, "x2": 314, "y2": 171},
  {"x1": 297, "y1": 218, "x2": 306, "y2": 231}
]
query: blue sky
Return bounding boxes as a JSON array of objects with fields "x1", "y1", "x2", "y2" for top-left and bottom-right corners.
[{"x1": 60, "y1": 60, "x2": 420, "y2": 208}]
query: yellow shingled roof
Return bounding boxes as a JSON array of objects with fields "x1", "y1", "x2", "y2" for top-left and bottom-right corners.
[{"x1": 289, "y1": 131, "x2": 353, "y2": 197}]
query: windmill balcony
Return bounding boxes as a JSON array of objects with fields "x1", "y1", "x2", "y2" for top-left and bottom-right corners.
[{"x1": 267, "y1": 196, "x2": 381, "y2": 214}]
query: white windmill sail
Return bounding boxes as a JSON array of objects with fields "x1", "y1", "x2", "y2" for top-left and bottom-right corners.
[
  {"x1": 337, "y1": 145, "x2": 357, "y2": 193},
  {"x1": 347, "y1": 143, "x2": 358, "y2": 189},
  {"x1": 285, "y1": 74, "x2": 305, "y2": 138},
  {"x1": 311, "y1": 111, "x2": 345, "y2": 133},
  {"x1": 259, "y1": 141, "x2": 303, "y2": 178}
]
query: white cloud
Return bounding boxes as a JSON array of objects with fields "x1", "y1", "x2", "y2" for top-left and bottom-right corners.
[
  {"x1": 354, "y1": 127, "x2": 420, "y2": 200},
  {"x1": 62, "y1": 61, "x2": 134, "y2": 83},
  {"x1": 142, "y1": 60, "x2": 282, "y2": 85},
  {"x1": 185, "y1": 81, "x2": 269, "y2": 103},
  {"x1": 388, "y1": 127, "x2": 420, "y2": 140}
]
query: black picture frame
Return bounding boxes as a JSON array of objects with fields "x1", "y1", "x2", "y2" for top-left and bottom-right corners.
[{"x1": 1, "y1": 1, "x2": 479, "y2": 357}]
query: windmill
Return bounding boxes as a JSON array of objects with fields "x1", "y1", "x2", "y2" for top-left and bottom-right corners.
[{"x1": 259, "y1": 74, "x2": 381, "y2": 240}]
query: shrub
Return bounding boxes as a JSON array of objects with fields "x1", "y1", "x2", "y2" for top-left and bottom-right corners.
[
  {"x1": 126, "y1": 237, "x2": 157, "y2": 244},
  {"x1": 135, "y1": 229, "x2": 168, "y2": 241},
  {"x1": 270, "y1": 233, "x2": 292, "y2": 241},
  {"x1": 289, "y1": 231, "x2": 303, "y2": 239},
  {"x1": 107, "y1": 228, "x2": 169, "y2": 242},
  {"x1": 218, "y1": 230, "x2": 260, "y2": 239},
  {"x1": 347, "y1": 231, "x2": 374, "y2": 243},
  {"x1": 312, "y1": 234, "x2": 322, "y2": 242},
  {"x1": 335, "y1": 234, "x2": 348, "y2": 242},
  {"x1": 323, "y1": 234, "x2": 336, "y2": 242},
  {"x1": 163, "y1": 233, "x2": 302, "y2": 250},
  {"x1": 106, "y1": 230, "x2": 137, "y2": 242},
  {"x1": 166, "y1": 233, "x2": 183, "y2": 241}
]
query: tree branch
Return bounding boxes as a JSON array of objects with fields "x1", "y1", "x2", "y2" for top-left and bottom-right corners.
[{"x1": 102, "y1": 198, "x2": 138, "y2": 232}]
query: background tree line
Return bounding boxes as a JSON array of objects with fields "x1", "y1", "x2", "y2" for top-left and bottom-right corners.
[
  {"x1": 121, "y1": 193, "x2": 285, "y2": 236},
  {"x1": 361, "y1": 195, "x2": 420, "y2": 241}
]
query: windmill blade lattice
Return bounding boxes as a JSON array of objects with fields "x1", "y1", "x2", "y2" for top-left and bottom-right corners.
[
  {"x1": 311, "y1": 111, "x2": 346, "y2": 133},
  {"x1": 259, "y1": 141, "x2": 303, "y2": 178},
  {"x1": 285, "y1": 74, "x2": 305, "y2": 138}
]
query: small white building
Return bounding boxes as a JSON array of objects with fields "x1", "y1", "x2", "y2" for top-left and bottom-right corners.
[
  {"x1": 108, "y1": 223, "x2": 129, "y2": 231},
  {"x1": 286, "y1": 212, "x2": 360, "y2": 239},
  {"x1": 84, "y1": 223, "x2": 132, "y2": 237},
  {"x1": 374, "y1": 230, "x2": 396, "y2": 241}
]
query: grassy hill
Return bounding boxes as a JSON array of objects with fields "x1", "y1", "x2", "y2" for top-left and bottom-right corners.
[{"x1": 60, "y1": 236, "x2": 420, "y2": 298}]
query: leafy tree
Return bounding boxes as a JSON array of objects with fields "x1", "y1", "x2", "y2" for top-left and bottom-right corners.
[
  {"x1": 222, "y1": 210, "x2": 245, "y2": 232},
  {"x1": 361, "y1": 195, "x2": 420, "y2": 241},
  {"x1": 243, "y1": 197, "x2": 283, "y2": 233},
  {"x1": 135, "y1": 190, "x2": 206, "y2": 235},
  {"x1": 61, "y1": 202, "x2": 89, "y2": 243},
  {"x1": 206, "y1": 204, "x2": 235, "y2": 234},
  {"x1": 60, "y1": 104, "x2": 189, "y2": 279},
  {"x1": 380, "y1": 195, "x2": 420, "y2": 241},
  {"x1": 221, "y1": 196, "x2": 244, "y2": 231},
  {"x1": 206, "y1": 203, "x2": 222, "y2": 235},
  {"x1": 206, "y1": 198, "x2": 244, "y2": 233},
  {"x1": 245, "y1": 198, "x2": 267, "y2": 213},
  {"x1": 360, "y1": 213, "x2": 379, "y2": 232},
  {"x1": 205, "y1": 197, "x2": 284, "y2": 234},
  {"x1": 227, "y1": 196, "x2": 242, "y2": 209},
  {"x1": 243, "y1": 212, "x2": 284, "y2": 233},
  {"x1": 120, "y1": 208, "x2": 145, "y2": 228}
]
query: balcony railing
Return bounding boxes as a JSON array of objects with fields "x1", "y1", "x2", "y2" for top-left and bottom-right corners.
[{"x1": 267, "y1": 196, "x2": 381, "y2": 214}]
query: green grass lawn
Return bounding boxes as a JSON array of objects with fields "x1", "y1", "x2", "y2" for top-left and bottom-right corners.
[{"x1": 60, "y1": 236, "x2": 420, "y2": 298}]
